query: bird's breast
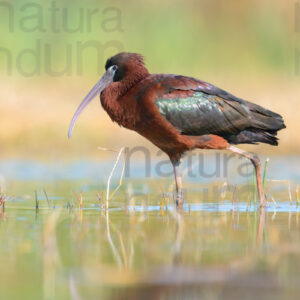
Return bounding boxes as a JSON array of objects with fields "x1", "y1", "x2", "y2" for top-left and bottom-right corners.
[{"x1": 100, "y1": 96, "x2": 138, "y2": 130}]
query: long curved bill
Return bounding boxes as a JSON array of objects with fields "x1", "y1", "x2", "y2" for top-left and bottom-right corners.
[{"x1": 68, "y1": 70, "x2": 114, "y2": 139}]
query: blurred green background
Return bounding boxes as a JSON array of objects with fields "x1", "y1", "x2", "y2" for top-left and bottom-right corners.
[{"x1": 0, "y1": 0, "x2": 297, "y2": 159}]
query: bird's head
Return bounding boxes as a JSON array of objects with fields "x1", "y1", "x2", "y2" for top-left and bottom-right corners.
[
  {"x1": 105, "y1": 52, "x2": 147, "y2": 82},
  {"x1": 68, "y1": 52, "x2": 148, "y2": 138}
]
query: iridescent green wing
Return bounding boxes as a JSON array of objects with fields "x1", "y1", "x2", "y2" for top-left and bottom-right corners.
[{"x1": 155, "y1": 91, "x2": 251, "y2": 136}]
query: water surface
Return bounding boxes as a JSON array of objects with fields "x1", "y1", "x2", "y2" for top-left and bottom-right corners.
[{"x1": 0, "y1": 156, "x2": 299, "y2": 299}]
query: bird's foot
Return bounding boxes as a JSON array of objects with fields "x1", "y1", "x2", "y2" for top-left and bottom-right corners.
[{"x1": 176, "y1": 190, "x2": 184, "y2": 210}]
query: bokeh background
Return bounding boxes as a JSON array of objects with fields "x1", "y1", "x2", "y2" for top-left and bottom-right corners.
[
  {"x1": 0, "y1": 2, "x2": 300, "y2": 299},
  {"x1": 0, "y1": 0, "x2": 298, "y2": 160}
]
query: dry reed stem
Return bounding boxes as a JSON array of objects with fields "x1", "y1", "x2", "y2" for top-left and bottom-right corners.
[
  {"x1": 96, "y1": 192, "x2": 103, "y2": 210},
  {"x1": 35, "y1": 190, "x2": 39, "y2": 210},
  {"x1": 160, "y1": 195, "x2": 165, "y2": 216},
  {"x1": 268, "y1": 180, "x2": 293, "y2": 204},
  {"x1": 43, "y1": 188, "x2": 50, "y2": 208},
  {"x1": 108, "y1": 153, "x2": 126, "y2": 202},
  {"x1": 0, "y1": 194, "x2": 6, "y2": 212},
  {"x1": 100, "y1": 147, "x2": 126, "y2": 211},
  {"x1": 74, "y1": 191, "x2": 83, "y2": 210},
  {"x1": 0, "y1": 194, "x2": 6, "y2": 206}
]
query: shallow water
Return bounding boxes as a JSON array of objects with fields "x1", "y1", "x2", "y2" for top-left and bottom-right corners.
[{"x1": 0, "y1": 156, "x2": 300, "y2": 299}]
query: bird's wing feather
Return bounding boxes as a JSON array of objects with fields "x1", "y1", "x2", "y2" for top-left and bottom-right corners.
[{"x1": 154, "y1": 75, "x2": 254, "y2": 136}]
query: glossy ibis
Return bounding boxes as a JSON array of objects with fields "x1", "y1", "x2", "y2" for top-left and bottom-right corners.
[{"x1": 68, "y1": 52, "x2": 285, "y2": 208}]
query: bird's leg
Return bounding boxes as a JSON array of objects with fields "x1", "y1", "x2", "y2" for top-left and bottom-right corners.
[
  {"x1": 228, "y1": 145, "x2": 265, "y2": 208},
  {"x1": 172, "y1": 161, "x2": 184, "y2": 209}
]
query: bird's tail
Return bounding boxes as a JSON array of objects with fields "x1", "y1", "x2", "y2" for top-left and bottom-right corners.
[{"x1": 228, "y1": 102, "x2": 286, "y2": 146}]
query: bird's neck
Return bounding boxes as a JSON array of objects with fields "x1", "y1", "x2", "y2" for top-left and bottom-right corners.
[
  {"x1": 118, "y1": 67, "x2": 150, "y2": 96},
  {"x1": 100, "y1": 68, "x2": 150, "y2": 128}
]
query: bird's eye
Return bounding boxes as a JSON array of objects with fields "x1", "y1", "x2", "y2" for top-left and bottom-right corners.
[{"x1": 110, "y1": 65, "x2": 117, "y2": 72}]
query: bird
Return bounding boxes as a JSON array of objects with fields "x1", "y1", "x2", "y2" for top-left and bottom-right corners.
[{"x1": 68, "y1": 52, "x2": 286, "y2": 209}]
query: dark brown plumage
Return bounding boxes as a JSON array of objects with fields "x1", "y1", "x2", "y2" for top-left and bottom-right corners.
[{"x1": 68, "y1": 52, "x2": 286, "y2": 209}]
